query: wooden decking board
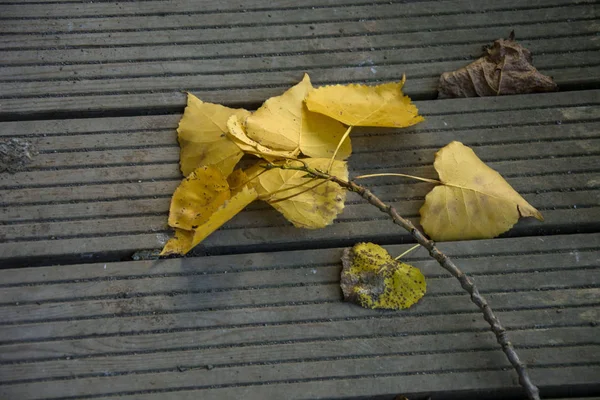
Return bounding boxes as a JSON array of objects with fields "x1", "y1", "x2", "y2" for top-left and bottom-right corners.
[
  {"x1": 2, "y1": 347, "x2": 599, "y2": 399},
  {"x1": 80, "y1": 366, "x2": 600, "y2": 400},
  {"x1": 0, "y1": 326, "x2": 596, "y2": 389},
  {"x1": 1, "y1": 20, "x2": 593, "y2": 66},
  {"x1": 1, "y1": 91, "x2": 598, "y2": 266},
  {"x1": 0, "y1": 0, "x2": 597, "y2": 115},
  {"x1": 0, "y1": 234, "x2": 597, "y2": 399},
  {"x1": 0, "y1": 0, "x2": 588, "y2": 32},
  {"x1": 1, "y1": 249, "x2": 597, "y2": 307}
]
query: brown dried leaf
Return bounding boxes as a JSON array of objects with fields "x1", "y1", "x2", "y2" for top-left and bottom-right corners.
[{"x1": 438, "y1": 32, "x2": 558, "y2": 98}]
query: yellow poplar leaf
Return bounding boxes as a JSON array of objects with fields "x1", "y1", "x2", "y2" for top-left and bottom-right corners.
[
  {"x1": 245, "y1": 74, "x2": 351, "y2": 159},
  {"x1": 254, "y1": 158, "x2": 348, "y2": 229},
  {"x1": 227, "y1": 168, "x2": 249, "y2": 193},
  {"x1": 420, "y1": 141, "x2": 544, "y2": 241},
  {"x1": 305, "y1": 75, "x2": 424, "y2": 128},
  {"x1": 340, "y1": 242, "x2": 426, "y2": 310},
  {"x1": 227, "y1": 115, "x2": 300, "y2": 161},
  {"x1": 168, "y1": 165, "x2": 231, "y2": 231},
  {"x1": 160, "y1": 228, "x2": 193, "y2": 256},
  {"x1": 178, "y1": 93, "x2": 250, "y2": 177},
  {"x1": 191, "y1": 185, "x2": 258, "y2": 246},
  {"x1": 160, "y1": 186, "x2": 258, "y2": 256}
]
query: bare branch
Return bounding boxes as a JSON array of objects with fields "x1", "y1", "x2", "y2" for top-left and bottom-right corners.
[{"x1": 269, "y1": 163, "x2": 541, "y2": 400}]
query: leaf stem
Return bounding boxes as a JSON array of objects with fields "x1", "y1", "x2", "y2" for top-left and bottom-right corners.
[
  {"x1": 268, "y1": 179, "x2": 330, "y2": 204},
  {"x1": 394, "y1": 244, "x2": 421, "y2": 260},
  {"x1": 258, "y1": 177, "x2": 319, "y2": 201},
  {"x1": 328, "y1": 126, "x2": 353, "y2": 172},
  {"x1": 265, "y1": 163, "x2": 541, "y2": 400},
  {"x1": 355, "y1": 173, "x2": 441, "y2": 184}
]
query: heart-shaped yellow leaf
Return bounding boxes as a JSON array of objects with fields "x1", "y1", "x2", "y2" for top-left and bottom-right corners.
[
  {"x1": 305, "y1": 75, "x2": 424, "y2": 128},
  {"x1": 245, "y1": 74, "x2": 351, "y2": 159},
  {"x1": 341, "y1": 242, "x2": 426, "y2": 310},
  {"x1": 253, "y1": 158, "x2": 348, "y2": 229},
  {"x1": 168, "y1": 165, "x2": 231, "y2": 231},
  {"x1": 420, "y1": 141, "x2": 543, "y2": 241},
  {"x1": 178, "y1": 93, "x2": 250, "y2": 177}
]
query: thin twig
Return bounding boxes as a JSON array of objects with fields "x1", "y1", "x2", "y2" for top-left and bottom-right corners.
[{"x1": 263, "y1": 162, "x2": 541, "y2": 400}]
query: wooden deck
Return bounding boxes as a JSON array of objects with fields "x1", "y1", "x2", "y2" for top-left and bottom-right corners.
[{"x1": 0, "y1": 0, "x2": 599, "y2": 399}]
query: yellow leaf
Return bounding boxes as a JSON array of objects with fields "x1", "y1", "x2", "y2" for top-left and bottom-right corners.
[
  {"x1": 178, "y1": 93, "x2": 250, "y2": 177},
  {"x1": 168, "y1": 165, "x2": 231, "y2": 231},
  {"x1": 420, "y1": 141, "x2": 543, "y2": 241},
  {"x1": 161, "y1": 186, "x2": 258, "y2": 256},
  {"x1": 191, "y1": 185, "x2": 258, "y2": 246},
  {"x1": 227, "y1": 168, "x2": 249, "y2": 193},
  {"x1": 305, "y1": 75, "x2": 424, "y2": 128},
  {"x1": 226, "y1": 115, "x2": 300, "y2": 161},
  {"x1": 340, "y1": 242, "x2": 426, "y2": 310},
  {"x1": 254, "y1": 158, "x2": 348, "y2": 229},
  {"x1": 160, "y1": 228, "x2": 193, "y2": 256},
  {"x1": 245, "y1": 74, "x2": 351, "y2": 159}
]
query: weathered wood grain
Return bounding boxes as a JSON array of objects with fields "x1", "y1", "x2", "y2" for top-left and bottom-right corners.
[
  {"x1": 0, "y1": 233, "x2": 597, "y2": 399},
  {"x1": 0, "y1": 0, "x2": 597, "y2": 115}
]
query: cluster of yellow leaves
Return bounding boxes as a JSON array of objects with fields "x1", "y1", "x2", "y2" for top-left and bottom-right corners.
[
  {"x1": 162, "y1": 73, "x2": 423, "y2": 255},
  {"x1": 340, "y1": 242, "x2": 426, "y2": 310}
]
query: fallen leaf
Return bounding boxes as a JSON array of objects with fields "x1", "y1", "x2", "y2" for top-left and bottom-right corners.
[
  {"x1": 420, "y1": 141, "x2": 543, "y2": 241},
  {"x1": 226, "y1": 115, "x2": 300, "y2": 161},
  {"x1": 162, "y1": 169, "x2": 259, "y2": 256},
  {"x1": 254, "y1": 158, "x2": 348, "y2": 229},
  {"x1": 190, "y1": 185, "x2": 258, "y2": 247},
  {"x1": 160, "y1": 228, "x2": 193, "y2": 256},
  {"x1": 227, "y1": 168, "x2": 250, "y2": 193},
  {"x1": 438, "y1": 32, "x2": 558, "y2": 98},
  {"x1": 178, "y1": 93, "x2": 250, "y2": 177},
  {"x1": 305, "y1": 75, "x2": 424, "y2": 128},
  {"x1": 168, "y1": 165, "x2": 231, "y2": 231},
  {"x1": 341, "y1": 242, "x2": 426, "y2": 310},
  {"x1": 245, "y1": 74, "x2": 351, "y2": 159}
]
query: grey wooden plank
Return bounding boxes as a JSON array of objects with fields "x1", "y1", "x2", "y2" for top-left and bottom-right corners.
[
  {"x1": 2, "y1": 8, "x2": 595, "y2": 53},
  {"x1": 1, "y1": 246, "x2": 597, "y2": 305},
  {"x1": 78, "y1": 366, "x2": 600, "y2": 400},
  {"x1": 1, "y1": 269, "x2": 598, "y2": 341},
  {"x1": 0, "y1": 0, "x2": 588, "y2": 18},
  {"x1": 1, "y1": 51, "x2": 596, "y2": 93},
  {"x1": 0, "y1": 85, "x2": 594, "y2": 130},
  {"x1": 0, "y1": 0, "x2": 588, "y2": 33},
  {"x1": 1, "y1": 15, "x2": 592, "y2": 66},
  {"x1": 0, "y1": 304, "x2": 595, "y2": 362},
  {"x1": 0, "y1": 325, "x2": 595, "y2": 387},
  {"x1": 1, "y1": 346, "x2": 598, "y2": 400},
  {"x1": 3, "y1": 65, "x2": 600, "y2": 115},
  {"x1": 0, "y1": 31, "x2": 594, "y2": 86},
  {"x1": 1, "y1": 232, "x2": 595, "y2": 284}
]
